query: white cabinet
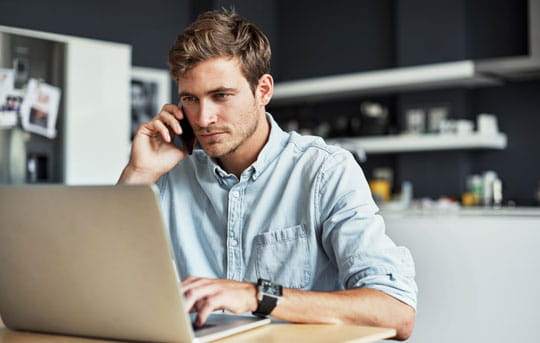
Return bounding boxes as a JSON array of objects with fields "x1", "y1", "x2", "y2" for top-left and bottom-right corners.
[
  {"x1": 63, "y1": 38, "x2": 131, "y2": 184},
  {"x1": 0, "y1": 25, "x2": 131, "y2": 185},
  {"x1": 383, "y1": 210, "x2": 540, "y2": 343}
]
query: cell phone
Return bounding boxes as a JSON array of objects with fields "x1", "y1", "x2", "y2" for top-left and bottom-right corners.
[{"x1": 178, "y1": 107, "x2": 196, "y2": 155}]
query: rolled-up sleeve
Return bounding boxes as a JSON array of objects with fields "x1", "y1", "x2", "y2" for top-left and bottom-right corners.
[{"x1": 316, "y1": 150, "x2": 418, "y2": 310}]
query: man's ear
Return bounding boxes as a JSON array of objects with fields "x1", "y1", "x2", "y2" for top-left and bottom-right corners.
[{"x1": 256, "y1": 74, "x2": 273, "y2": 106}]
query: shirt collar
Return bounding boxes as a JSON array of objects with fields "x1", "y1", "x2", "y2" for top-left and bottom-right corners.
[
  {"x1": 206, "y1": 112, "x2": 289, "y2": 182},
  {"x1": 251, "y1": 113, "x2": 289, "y2": 179}
]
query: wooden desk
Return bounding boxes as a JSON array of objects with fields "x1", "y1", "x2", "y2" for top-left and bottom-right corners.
[{"x1": 0, "y1": 318, "x2": 395, "y2": 343}]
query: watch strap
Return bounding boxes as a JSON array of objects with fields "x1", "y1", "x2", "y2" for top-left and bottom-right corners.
[{"x1": 253, "y1": 294, "x2": 279, "y2": 317}]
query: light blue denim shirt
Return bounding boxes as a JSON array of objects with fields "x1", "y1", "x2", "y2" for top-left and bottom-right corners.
[{"x1": 156, "y1": 114, "x2": 417, "y2": 309}]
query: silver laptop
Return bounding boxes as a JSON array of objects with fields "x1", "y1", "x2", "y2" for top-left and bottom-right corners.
[{"x1": 0, "y1": 184, "x2": 270, "y2": 343}]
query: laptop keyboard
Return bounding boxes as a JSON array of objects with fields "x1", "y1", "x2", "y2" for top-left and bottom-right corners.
[{"x1": 192, "y1": 322, "x2": 216, "y2": 331}]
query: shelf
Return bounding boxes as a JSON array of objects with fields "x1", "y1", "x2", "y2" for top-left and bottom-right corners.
[
  {"x1": 326, "y1": 132, "x2": 507, "y2": 154},
  {"x1": 271, "y1": 61, "x2": 501, "y2": 105}
]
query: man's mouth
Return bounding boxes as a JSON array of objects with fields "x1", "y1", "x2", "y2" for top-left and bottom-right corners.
[{"x1": 199, "y1": 131, "x2": 226, "y2": 140}]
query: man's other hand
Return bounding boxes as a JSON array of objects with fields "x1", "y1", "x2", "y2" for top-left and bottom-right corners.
[{"x1": 181, "y1": 276, "x2": 258, "y2": 327}]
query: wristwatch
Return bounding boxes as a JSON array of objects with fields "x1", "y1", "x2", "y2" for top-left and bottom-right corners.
[{"x1": 252, "y1": 278, "x2": 283, "y2": 317}]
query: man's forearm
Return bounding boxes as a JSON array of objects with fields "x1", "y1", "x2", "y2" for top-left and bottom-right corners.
[
  {"x1": 180, "y1": 277, "x2": 415, "y2": 340},
  {"x1": 117, "y1": 164, "x2": 160, "y2": 184},
  {"x1": 272, "y1": 287, "x2": 415, "y2": 340}
]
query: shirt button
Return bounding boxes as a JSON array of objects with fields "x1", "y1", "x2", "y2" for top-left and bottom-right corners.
[
  {"x1": 230, "y1": 239, "x2": 238, "y2": 247},
  {"x1": 232, "y1": 191, "x2": 239, "y2": 198}
]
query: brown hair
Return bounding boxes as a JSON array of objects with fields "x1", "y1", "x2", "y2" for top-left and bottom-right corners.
[{"x1": 168, "y1": 9, "x2": 271, "y2": 93}]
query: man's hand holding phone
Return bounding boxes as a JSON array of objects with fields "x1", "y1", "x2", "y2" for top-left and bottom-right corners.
[{"x1": 118, "y1": 103, "x2": 195, "y2": 184}]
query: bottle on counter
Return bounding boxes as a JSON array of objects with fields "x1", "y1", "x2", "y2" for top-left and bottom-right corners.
[
  {"x1": 463, "y1": 172, "x2": 503, "y2": 207},
  {"x1": 369, "y1": 167, "x2": 393, "y2": 204},
  {"x1": 471, "y1": 174, "x2": 483, "y2": 205},
  {"x1": 463, "y1": 174, "x2": 482, "y2": 206},
  {"x1": 492, "y1": 178, "x2": 503, "y2": 208},
  {"x1": 482, "y1": 171, "x2": 497, "y2": 207}
]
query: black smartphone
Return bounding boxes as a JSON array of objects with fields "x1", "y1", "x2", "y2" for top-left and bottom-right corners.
[{"x1": 178, "y1": 107, "x2": 196, "y2": 155}]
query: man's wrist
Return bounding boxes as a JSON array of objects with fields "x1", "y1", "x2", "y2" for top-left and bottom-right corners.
[
  {"x1": 118, "y1": 164, "x2": 160, "y2": 184},
  {"x1": 252, "y1": 279, "x2": 283, "y2": 317},
  {"x1": 249, "y1": 282, "x2": 259, "y2": 313}
]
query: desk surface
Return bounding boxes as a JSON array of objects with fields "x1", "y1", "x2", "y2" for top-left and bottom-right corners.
[{"x1": 0, "y1": 318, "x2": 395, "y2": 343}]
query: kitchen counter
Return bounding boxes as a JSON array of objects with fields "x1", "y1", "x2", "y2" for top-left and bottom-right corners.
[
  {"x1": 382, "y1": 209, "x2": 540, "y2": 343},
  {"x1": 458, "y1": 206, "x2": 540, "y2": 216},
  {"x1": 382, "y1": 206, "x2": 540, "y2": 217}
]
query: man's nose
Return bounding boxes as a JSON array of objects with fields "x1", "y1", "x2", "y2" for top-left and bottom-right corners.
[{"x1": 195, "y1": 101, "x2": 218, "y2": 128}]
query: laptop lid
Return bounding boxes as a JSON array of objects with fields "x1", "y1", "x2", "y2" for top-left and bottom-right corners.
[{"x1": 0, "y1": 185, "x2": 268, "y2": 343}]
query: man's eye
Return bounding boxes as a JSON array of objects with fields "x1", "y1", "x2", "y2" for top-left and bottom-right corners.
[
  {"x1": 215, "y1": 93, "x2": 229, "y2": 99},
  {"x1": 182, "y1": 97, "x2": 196, "y2": 103}
]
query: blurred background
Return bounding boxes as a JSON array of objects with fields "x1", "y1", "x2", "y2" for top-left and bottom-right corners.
[
  {"x1": 1, "y1": 1, "x2": 540, "y2": 342},
  {"x1": 1, "y1": 0, "x2": 539, "y2": 206}
]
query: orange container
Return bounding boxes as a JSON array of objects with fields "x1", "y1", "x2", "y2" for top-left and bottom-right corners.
[{"x1": 369, "y1": 180, "x2": 391, "y2": 202}]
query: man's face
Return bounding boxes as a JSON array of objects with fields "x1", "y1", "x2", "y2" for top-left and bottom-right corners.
[{"x1": 178, "y1": 57, "x2": 264, "y2": 159}]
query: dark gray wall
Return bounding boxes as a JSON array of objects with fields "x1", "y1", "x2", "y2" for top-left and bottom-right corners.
[
  {"x1": 466, "y1": 0, "x2": 528, "y2": 59},
  {"x1": 396, "y1": 0, "x2": 528, "y2": 66},
  {"x1": 396, "y1": 0, "x2": 469, "y2": 66},
  {"x1": 1, "y1": 0, "x2": 538, "y2": 203},
  {"x1": 275, "y1": 0, "x2": 395, "y2": 81},
  {"x1": 0, "y1": 0, "x2": 191, "y2": 68}
]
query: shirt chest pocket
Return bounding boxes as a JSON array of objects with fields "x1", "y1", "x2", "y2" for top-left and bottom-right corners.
[{"x1": 253, "y1": 224, "x2": 311, "y2": 289}]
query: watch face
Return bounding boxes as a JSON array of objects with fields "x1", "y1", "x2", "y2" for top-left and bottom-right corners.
[{"x1": 260, "y1": 280, "x2": 282, "y2": 296}]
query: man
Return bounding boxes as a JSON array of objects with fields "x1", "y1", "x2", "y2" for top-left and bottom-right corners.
[{"x1": 119, "y1": 10, "x2": 417, "y2": 340}]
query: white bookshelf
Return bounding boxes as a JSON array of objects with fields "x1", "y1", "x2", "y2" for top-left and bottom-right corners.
[{"x1": 326, "y1": 132, "x2": 507, "y2": 154}]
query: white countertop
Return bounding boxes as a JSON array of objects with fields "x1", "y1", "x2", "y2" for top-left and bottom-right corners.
[{"x1": 381, "y1": 206, "x2": 540, "y2": 218}]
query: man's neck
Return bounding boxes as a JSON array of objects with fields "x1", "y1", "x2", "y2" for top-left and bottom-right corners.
[{"x1": 218, "y1": 114, "x2": 270, "y2": 179}]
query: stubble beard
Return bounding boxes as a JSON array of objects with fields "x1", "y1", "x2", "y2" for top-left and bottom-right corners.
[{"x1": 203, "y1": 103, "x2": 260, "y2": 159}]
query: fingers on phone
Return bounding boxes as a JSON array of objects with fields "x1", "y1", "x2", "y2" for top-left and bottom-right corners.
[
  {"x1": 141, "y1": 104, "x2": 185, "y2": 143},
  {"x1": 153, "y1": 120, "x2": 172, "y2": 142},
  {"x1": 157, "y1": 111, "x2": 183, "y2": 135},
  {"x1": 161, "y1": 103, "x2": 183, "y2": 120}
]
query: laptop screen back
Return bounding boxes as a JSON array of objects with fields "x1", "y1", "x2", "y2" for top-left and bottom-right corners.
[{"x1": 0, "y1": 185, "x2": 195, "y2": 343}]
